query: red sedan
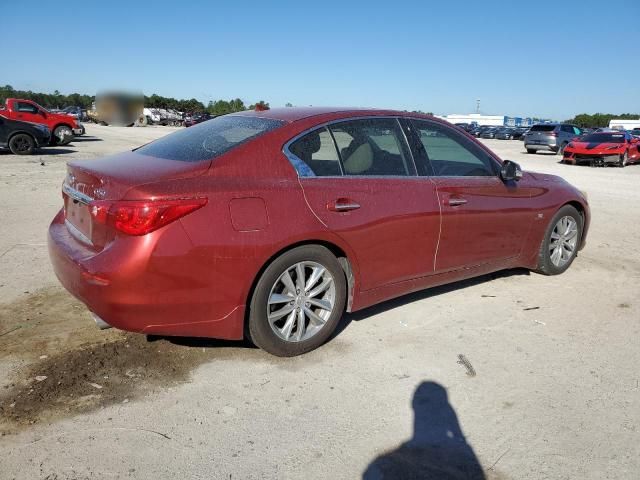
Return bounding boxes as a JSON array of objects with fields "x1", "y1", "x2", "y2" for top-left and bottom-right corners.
[
  {"x1": 563, "y1": 131, "x2": 640, "y2": 167},
  {"x1": 48, "y1": 108, "x2": 590, "y2": 356}
]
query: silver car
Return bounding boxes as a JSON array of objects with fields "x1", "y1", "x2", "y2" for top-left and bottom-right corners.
[{"x1": 524, "y1": 123, "x2": 583, "y2": 154}]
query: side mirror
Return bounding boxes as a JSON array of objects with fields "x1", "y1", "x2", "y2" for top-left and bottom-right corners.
[
  {"x1": 500, "y1": 160, "x2": 523, "y2": 182},
  {"x1": 39, "y1": 110, "x2": 46, "y2": 117}
]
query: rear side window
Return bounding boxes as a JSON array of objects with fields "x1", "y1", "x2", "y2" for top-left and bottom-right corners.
[
  {"x1": 330, "y1": 119, "x2": 412, "y2": 176},
  {"x1": 288, "y1": 127, "x2": 342, "y2": 176},
  {"x1": 136, "y1": 115, "x2": 284, "y2": 162},
  {"x1": 529, "y1": 125, "x2": 556, "y2": 132}
]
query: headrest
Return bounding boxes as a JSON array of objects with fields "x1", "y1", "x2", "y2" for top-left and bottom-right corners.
[{"x1": 343, "y1": 142, "x2": 373, "y2": 174}]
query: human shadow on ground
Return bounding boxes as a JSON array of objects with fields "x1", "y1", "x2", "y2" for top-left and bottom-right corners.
[{"x1": 363, "y1": 381, "x2": 486, "y2": 480}]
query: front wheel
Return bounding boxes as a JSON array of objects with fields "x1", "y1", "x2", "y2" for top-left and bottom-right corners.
[
  {"x1": 52, "y1": 125, "x2": 73, "y2": 145},
  {"x1": 619, "y1": 152, "x2": 628, "y2": 168},
  {"x1": 535, "y1": 205, "x2": 583, "y2": 275},
  {"x1": 248, "y1": 245, "x2": 347, "y2": 357},
  {"x1": 558, "y1": 142, "x2": 568, "y2": 155},
  {"x1": 526, "y1": 148, "x2": 535, "y2": 154},
  {"x1": 8, "y1": 133, "x2": 35, "y2": 155}
]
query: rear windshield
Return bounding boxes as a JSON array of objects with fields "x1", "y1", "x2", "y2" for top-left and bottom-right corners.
[
  {"x1": 581, "y1": 133, "x2": 626, "y2": 143},
  {"x1": 135, "y1": 115, "x2": 284, "y2": 162},
  {"x1": 529, "y1": 125, "x2": 556, "y2": 132}
]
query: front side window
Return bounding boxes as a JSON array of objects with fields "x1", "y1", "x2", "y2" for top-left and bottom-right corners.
[
  {"x1": 16, "y1": 102, "x2": 39, "y2": 113},
  {"x1": 136, "y1": 114, "x2": 284, "y2": 162},
  {"x1": 329, "y1": 119, "x2": 412, "y2": 176},
  {"x1": 288, "y1": 127, "x2": 342, "y2": 176},
  {"x1": 410, "y1": 120, "x2": 497, "y2": 177}
]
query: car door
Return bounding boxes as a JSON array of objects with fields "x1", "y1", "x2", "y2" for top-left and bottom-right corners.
[
  {"x1": 285, "y1": 118, "x2": 440, "y2": 291},
  {"x1": 406, "y1": 118, "x2": 535, "y2": 273},
  {"x1": 12, "y1": 101, "x2": 43, "y2": 124}
]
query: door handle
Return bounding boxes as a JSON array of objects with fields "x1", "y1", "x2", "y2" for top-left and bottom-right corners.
[
  {"x1": 447, "y1": 197, "x2": 468, "y2": 207},
  {"x1": 327, "y1": 198, "x2": 361, "y2": 212}
]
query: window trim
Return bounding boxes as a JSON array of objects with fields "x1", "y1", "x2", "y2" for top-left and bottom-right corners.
[
  {"x1": 405, "y1": 118, "x2": 503, "y2": 179},
  {"x1": 283, "y1": 116, "x2": 419, "y2": 178}
]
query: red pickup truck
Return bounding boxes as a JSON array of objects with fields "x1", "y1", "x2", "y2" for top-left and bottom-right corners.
[{"x1": 0, "y1": 98, "x2": 84, "y2": 145}]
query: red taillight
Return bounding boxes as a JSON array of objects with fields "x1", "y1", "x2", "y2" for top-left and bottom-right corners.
[
  {"x1": 548, "y1": 131, "x2": 558, "y2": 137},
  {"x1": 89, "y1": 198, "x2": 207, "y2": 236}
]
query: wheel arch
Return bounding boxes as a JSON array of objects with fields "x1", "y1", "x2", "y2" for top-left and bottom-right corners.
[
  {"x1": 52, "y1": 122, "x2": 73, "y2": 130},
  {"x1": 243, "y1": 239, "x2": 357, "y2": 338},
  {"x1": 562, "y1": 200, "x2": 588, "y2": 250},
  {"x1": 8, "y1": 130, "x2": 36, "y2": 143}
]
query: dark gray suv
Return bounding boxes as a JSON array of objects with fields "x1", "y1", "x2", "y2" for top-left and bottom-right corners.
[{"x1": 524, "y1": 123, "x2": 583, "y2": 154}]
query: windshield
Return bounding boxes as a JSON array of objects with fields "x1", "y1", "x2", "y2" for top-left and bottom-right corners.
[
  {"x1": 135, "y1": 114, "x2": 284, "y2": 162},
  {"x1": 580, "y1": 133, "x2": 626, "y2": 143}
]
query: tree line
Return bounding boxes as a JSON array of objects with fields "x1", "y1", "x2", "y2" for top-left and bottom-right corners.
[
  {"x1": 0, "y1": 85, "x2": 270, "y2": 115},
  {"x1": 565, "y1": 112, "x2": 639, "y2": 128}
]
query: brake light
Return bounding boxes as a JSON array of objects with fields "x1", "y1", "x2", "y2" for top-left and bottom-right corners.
[
  {"x1": 548, "y1": 131, "x2": 558, "y2": 137},
  {"x1": 89, "y1": 198, "x2": 207, "y2": 236}
]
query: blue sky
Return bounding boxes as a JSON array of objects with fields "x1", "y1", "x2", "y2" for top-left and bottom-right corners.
[{"x1": 4, "y1": 0, "x2": 639, "y2": 119}]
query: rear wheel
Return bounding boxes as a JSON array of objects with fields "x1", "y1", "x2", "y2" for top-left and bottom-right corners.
[
  {"x1": 526, "y1": 148, "x2": 535, "y2": 154},
  {"x1": 535, "y1": 205, "x2": 583, "y2": 275},
  {"x1": 248, "y1": 245, "x2": 346, "y2": 357},
  {"x1": 8, "y1": 134, "x2": 35, "y2": 155},
  {"x1": 619, "y1": 152, "x2": 628, "y2": 168}
]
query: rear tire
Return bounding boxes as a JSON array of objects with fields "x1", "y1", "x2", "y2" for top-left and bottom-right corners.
[
  {"x1": 526, "y1": 148, "x2": 535, "y2": 154},
  {"x1": 8, "y1": 133, "x2": 35, "y2": 155},
  {"x1": 248, "y1": 245, "x2": 346, "y2": 357},
  {"x1": 535, "y1": 205, "x2": 583, "y2": 276}
]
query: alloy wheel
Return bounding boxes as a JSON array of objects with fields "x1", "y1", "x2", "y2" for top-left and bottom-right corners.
[
  {"x1": 549, "y1": 216, "x2": 578, "y2": 268},
  {"x1": 267, "y1": 261, "x2": 336, "y2": 342}
]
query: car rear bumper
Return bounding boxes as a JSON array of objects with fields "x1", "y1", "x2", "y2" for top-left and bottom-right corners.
[
  {"x1": 47, "y1": 209, "x2": 245, "y2": 340},
  {"x1": 524, "y1": 143, "x2": 557, "y2": 151}
]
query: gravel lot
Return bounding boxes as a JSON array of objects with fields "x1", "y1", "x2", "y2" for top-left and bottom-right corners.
[{"x1": 0, "y1": 124, "x2": 639, "y2": 479}]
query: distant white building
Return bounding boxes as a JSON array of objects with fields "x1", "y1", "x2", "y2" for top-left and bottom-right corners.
[
  {"x1": 436, "y1": 113, "x2": 505, "y2": 126},
  {"x1": 435, "y1": 113, "x2": 547, "y2": 127},
  {"x1": 608, "y1": 119, "x2": 640, "y2": 130}
]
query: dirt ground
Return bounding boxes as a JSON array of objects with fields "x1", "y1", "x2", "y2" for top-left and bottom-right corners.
[{"x1": 0, "y1": 124, "x2": 639, "y2": 479}]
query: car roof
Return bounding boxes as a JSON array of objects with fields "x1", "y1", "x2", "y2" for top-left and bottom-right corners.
[{"x1": 232, "y1": 106, "x2": 427, "y2": 123}]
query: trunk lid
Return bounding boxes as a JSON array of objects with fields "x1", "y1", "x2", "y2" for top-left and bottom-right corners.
[{"x1": 62, "y1": 151, "x2": 210, "y2": 249}]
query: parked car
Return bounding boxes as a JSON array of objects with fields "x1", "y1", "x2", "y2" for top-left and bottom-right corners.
[
  {"x1": 511, "y1": 127, "x2": 528, "y2": 140},
  {"x1": 184, "y1": 112, "x2": 213, "y2": 127},
  {"x1": 48, "y1": 108, "x2": 590, "y2": 357},
  {"x1": 0, "y1": 116, "x2": 51, "y2": 154},
  {"x1": 61, "y1": 106, "x2": 87, "y2": 123},
  {"x1": 523, "y1": 123, "x2": 583, "y2": 154},
  {"x1": 480, "y1": 126, "x2": 500, "y2": 139},
  {"x1": 562, "y1": 131, "x2": 640, "y2": 167},
  {"x1": 0, "y1": 98, "x2": 84, "y2": 145},
  {"x1": 495, "y1": 127, "x2": 516, "y2": 140},
  {"x1": 630, "y1": 128, "x2": 640, "y2": 138},
  {"x1": 469, "y1": 126, "x2": 484, "y2": 137}
]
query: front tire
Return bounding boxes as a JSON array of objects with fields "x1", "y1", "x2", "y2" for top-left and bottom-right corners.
[
  {"x1": 8, "y1": 134, "x2": 35, "y2": 155},
  {"x1": 526, "y1": 148, "x2": 535, "y2": 154},
  {"x1": 248, "y1": 245, "x2": 347, "y2": 357},
  {"x1": 535, "y1": 205, "x2": 583, "y2": 275},
  {"x1": 619, "y1": 152, "x2": 628, "y2": 168},
  {"x1": 558, "y1": 142, "x2": 568, "y2": 155},
  {"x1": 52, "y1": 125, "x2": 73, "y2": 145}
]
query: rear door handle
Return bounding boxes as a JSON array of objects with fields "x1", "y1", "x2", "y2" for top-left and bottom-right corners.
[
  {"x1": 447, "y1": 197, "x2": 468, "y2": 207},
  {"x1": 327, "y1": 198, "x2": 361, "y2": 212}
]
